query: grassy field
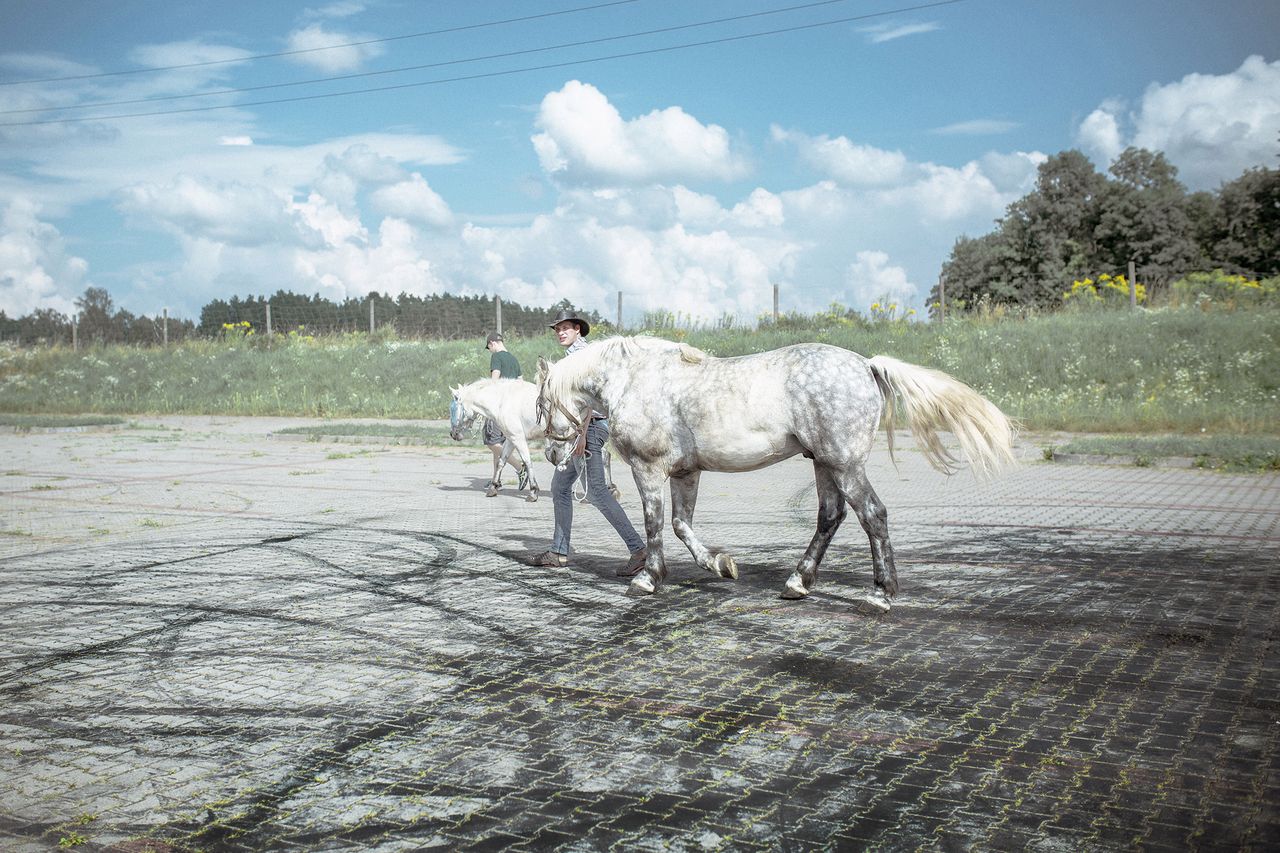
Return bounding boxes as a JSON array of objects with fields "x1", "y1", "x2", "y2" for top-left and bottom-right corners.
[{"x1": 1, "y1": 307, "x2": 1277, "y2": 435}]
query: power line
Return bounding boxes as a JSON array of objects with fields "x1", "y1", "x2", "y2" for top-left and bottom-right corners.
[
  {"x1": 0, "y1": 0, "x2": 964, "y2": 127},
  {"x1": 0, "y1": 0, "x2": 643, "y2": 86},
  {"x1": 1, "y1": 0, "x2": 856, "y2": 116}
]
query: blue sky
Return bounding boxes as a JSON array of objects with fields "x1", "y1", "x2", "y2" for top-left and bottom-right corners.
[{"x1": 1, "y1": 0, "x2": 1278, "y2": 324}]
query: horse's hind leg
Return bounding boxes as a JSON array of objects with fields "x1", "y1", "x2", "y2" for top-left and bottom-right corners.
[
  {"x1": 783, "y1": 464, "x2": 846, "y2": 599},
  {"x1": 841, "y1": 466, "x2": 897, "y2": 609},
  {"x1": 508, "y1": 434, "x2": 538, "y2": 502},
  {"x1": 671, "y1": 472, "x2": 737, "y2": 580}
]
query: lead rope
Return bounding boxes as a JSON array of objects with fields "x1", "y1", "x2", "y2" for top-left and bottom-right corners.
[
  {"x1": 574, "y1": 443, "x2": 616, "y2": 504},
  {"x1": 574, "y1": 453, "x2": 590, "y2": 502}
]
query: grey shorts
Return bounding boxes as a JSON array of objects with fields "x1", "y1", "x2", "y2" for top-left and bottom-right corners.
[{"x1": 482, "y1": 418, "x2": 505, "y2": 447}]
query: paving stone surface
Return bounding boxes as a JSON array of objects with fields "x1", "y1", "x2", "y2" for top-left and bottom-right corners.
[{"x1": 1, "y1": 417, "x2": 1277, "y2": 852}]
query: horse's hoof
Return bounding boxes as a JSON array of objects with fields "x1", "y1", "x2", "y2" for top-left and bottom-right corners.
[
  {"x1": 627, "y1": 574, "x2": 657, "y2": 596},
  {"x1": 866, "y1": 590, "x2": 892, "y2": 613},
  {"x1": 781, "y1": 575, "x2": 809, "y2": 599},
  {"x1": 713, "y1": 553, "x2": 738, "y2": 580}
]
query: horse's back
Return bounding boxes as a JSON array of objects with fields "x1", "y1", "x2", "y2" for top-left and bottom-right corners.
[{"x1": 628, "y1": 342, "x2": 881, "y2": 470}]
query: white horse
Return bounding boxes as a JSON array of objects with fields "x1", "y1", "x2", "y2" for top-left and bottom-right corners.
[
  {"x1": 537, "y1": 336, "x2": 1016, "y2": 609},
  {"x1": 449, "y1": 378, "x2": 543, "y2": 501}
]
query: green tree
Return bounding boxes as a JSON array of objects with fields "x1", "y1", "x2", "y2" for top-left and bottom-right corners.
[
  {"x1": 1206, "y1": 166, "x2": 1280, "y2": 276},
  {"x1": 1094, "y1": 148, "x2": 1200, "y2": 290},
  {"x1": 993, "y1": 150, "x2": 1107, "y2": 306},
  {"x1": 934, "y1": 232, "x2": 1015, "y2": 313},
  {"x1": 74, "y1": 286, "x2": 115, "y2": 344}
]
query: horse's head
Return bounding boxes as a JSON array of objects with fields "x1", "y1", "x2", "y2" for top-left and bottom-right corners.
[
  {"x1": 536, "y1": 356, "x2": 592, "y2": 468},
  {"x1": 448, "y1": 385, "x2": 480, "y2": 441}
]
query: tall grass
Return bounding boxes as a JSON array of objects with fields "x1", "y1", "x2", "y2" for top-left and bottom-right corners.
[{"x1": 1, "y1": 309, "x2": 1276, "y2": 433}]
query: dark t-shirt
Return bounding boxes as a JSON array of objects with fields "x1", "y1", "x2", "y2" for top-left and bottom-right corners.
[{"x1": 490, "y1": 349, "x2": 521, "y2": 378}]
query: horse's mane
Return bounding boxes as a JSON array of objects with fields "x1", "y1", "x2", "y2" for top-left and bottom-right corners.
[
  {"x1": 454, "y1": 377, "x2": 530, "y2": 409},
  {"x1": 543, "y1": 336, "x2": 706, "y2": 402},
  {"x1": 460, "y1": 376, "x2": 526, "y2": 391}
]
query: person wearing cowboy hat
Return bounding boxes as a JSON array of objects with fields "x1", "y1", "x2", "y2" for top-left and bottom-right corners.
[{"x1": 533, "y1": 308, "x2": 647, "y2": 576}]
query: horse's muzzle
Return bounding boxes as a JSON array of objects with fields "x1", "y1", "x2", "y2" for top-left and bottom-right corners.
[{"x1": 544, "y1": 441, "x2": 570, "y2": 468}]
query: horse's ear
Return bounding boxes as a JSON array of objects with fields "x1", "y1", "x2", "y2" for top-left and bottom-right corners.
[{"x1": 535, "y1": 357, "x2": 549, "y2": 385}]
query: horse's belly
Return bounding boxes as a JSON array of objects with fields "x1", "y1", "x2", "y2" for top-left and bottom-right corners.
[{"x1": 695, "y1": 434, "x2": 802, "y2": 473}]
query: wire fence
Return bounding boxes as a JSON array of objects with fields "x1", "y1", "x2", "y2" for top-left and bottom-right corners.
[{"x1": 0, "y1": 294, "x2": 606, "y2": 350}]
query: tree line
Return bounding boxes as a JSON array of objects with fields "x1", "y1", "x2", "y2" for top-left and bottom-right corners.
[
  {"x1": 0, "y1": 288, "x2": 604, "y2": 347},
  {"x1": 934, "y1": 146, "x2": 1279, "y2": 311}
]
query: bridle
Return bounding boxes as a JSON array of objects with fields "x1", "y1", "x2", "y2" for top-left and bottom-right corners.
[
  {"x1": 538, "y1": 389, "x2": 591, "y2": 455},
  {"x1": 449, "y1": 396, "x2": 478, "y2": 438}
]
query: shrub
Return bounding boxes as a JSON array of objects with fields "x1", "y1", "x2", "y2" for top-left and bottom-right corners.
[
  {"x1": 1062, "y1": 273, "x2": 1146, "y2": 307},
  {"x1": 1170, "y1": 270, "x2": 1280, "y2": 311}
]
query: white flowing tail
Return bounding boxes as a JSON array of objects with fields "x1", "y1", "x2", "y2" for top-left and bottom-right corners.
[{"x1": 868, "y1": 355, "x2": 1017, "y2": 477}]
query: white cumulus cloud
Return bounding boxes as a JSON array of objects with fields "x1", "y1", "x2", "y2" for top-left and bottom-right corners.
[
  {"x1": 532, "y1": 80, "x2": 749, "y2": 185},
  {"x1": 0, "y1": 198, "x2": 86, "y2": 317},
  {"x1": 771, "y1": 126, "x2": 910, "y2": 187},
  {"x1": 284, "y1": 24, "x2": 384, "y2": 72},
  {"x1": 119, "y1": 175, "x2": 323, "y2": 249},
  {"x1": 1076, "y1": 55, "x2": 1280, "y2": 189},
  {"x1": 371, "y1": 173, "x2": 453, "y2": 228},
  {"x1": 846, "y1": 251, "x2": 917, "y2": 313}
]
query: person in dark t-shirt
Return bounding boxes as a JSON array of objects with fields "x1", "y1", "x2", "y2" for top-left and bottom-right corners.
[{"x1": 481, "y1": 333, "x2": 526, "y2": 495}]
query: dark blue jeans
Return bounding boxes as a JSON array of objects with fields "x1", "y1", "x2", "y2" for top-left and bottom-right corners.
[{"x1": 550, "y1": 419, "x2": 644, "y2": 556}]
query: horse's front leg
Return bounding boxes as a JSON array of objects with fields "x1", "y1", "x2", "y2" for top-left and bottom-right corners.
[
  {"x1": 783, "y1": 464, "x2": 848, "y2": 600},
  {"x1": 627, "y1": 464, "x2": 668, "y2": 596},
  {"x1": 485, "y1": 443, "x2": 504, "y2": 497},
  {"x1": 670, "y1": 472, "x2": 737, "y2": 580}
]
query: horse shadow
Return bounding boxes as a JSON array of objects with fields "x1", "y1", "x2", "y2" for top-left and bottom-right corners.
[{"x1": 495, "y1": 530, "x2": 790, "y2": 595}]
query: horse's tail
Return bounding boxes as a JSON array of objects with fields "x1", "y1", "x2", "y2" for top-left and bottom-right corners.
[{"x1": 867, "y1": 355, "x2": 1017, "y2": 477}]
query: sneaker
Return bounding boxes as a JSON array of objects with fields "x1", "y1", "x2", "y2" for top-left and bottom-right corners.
[
  {"x1": 616, "y1": 548, "x2": 647, "y2": 577},
  {"x1": 484, "y1": 482, "x2": 499, "y2": 498},
  {"x1": 532, "y1": 551, "x2": 568, "y2": 568},
  {"x1": 517, "y1": 465, "x2": 530, "y2": 491}
]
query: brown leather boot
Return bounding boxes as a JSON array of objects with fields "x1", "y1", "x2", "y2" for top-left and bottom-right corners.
[
  {"x1": 532, "y1": 551, "x2": 568, "y2": 567},
  {"x1": 616, "y1": 548, "x2": 647, "y2": 577}
]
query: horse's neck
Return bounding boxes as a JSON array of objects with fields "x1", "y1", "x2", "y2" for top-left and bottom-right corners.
[
  {"x1": 464, "y1": 383, "x2": 504, "y2": 418},
  {"x1": 579, "y1": 355, "x2": 622, "y2": 414}
]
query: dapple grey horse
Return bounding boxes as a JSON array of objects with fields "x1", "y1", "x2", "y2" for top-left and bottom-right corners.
[{"x1": 537, "y1": 336, "x2": 1016, "y2": 610}]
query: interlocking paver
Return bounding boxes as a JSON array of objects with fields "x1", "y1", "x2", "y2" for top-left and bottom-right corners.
[{"x1": 1, "y1": 416, "x2": 1277, "y2": 851}]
